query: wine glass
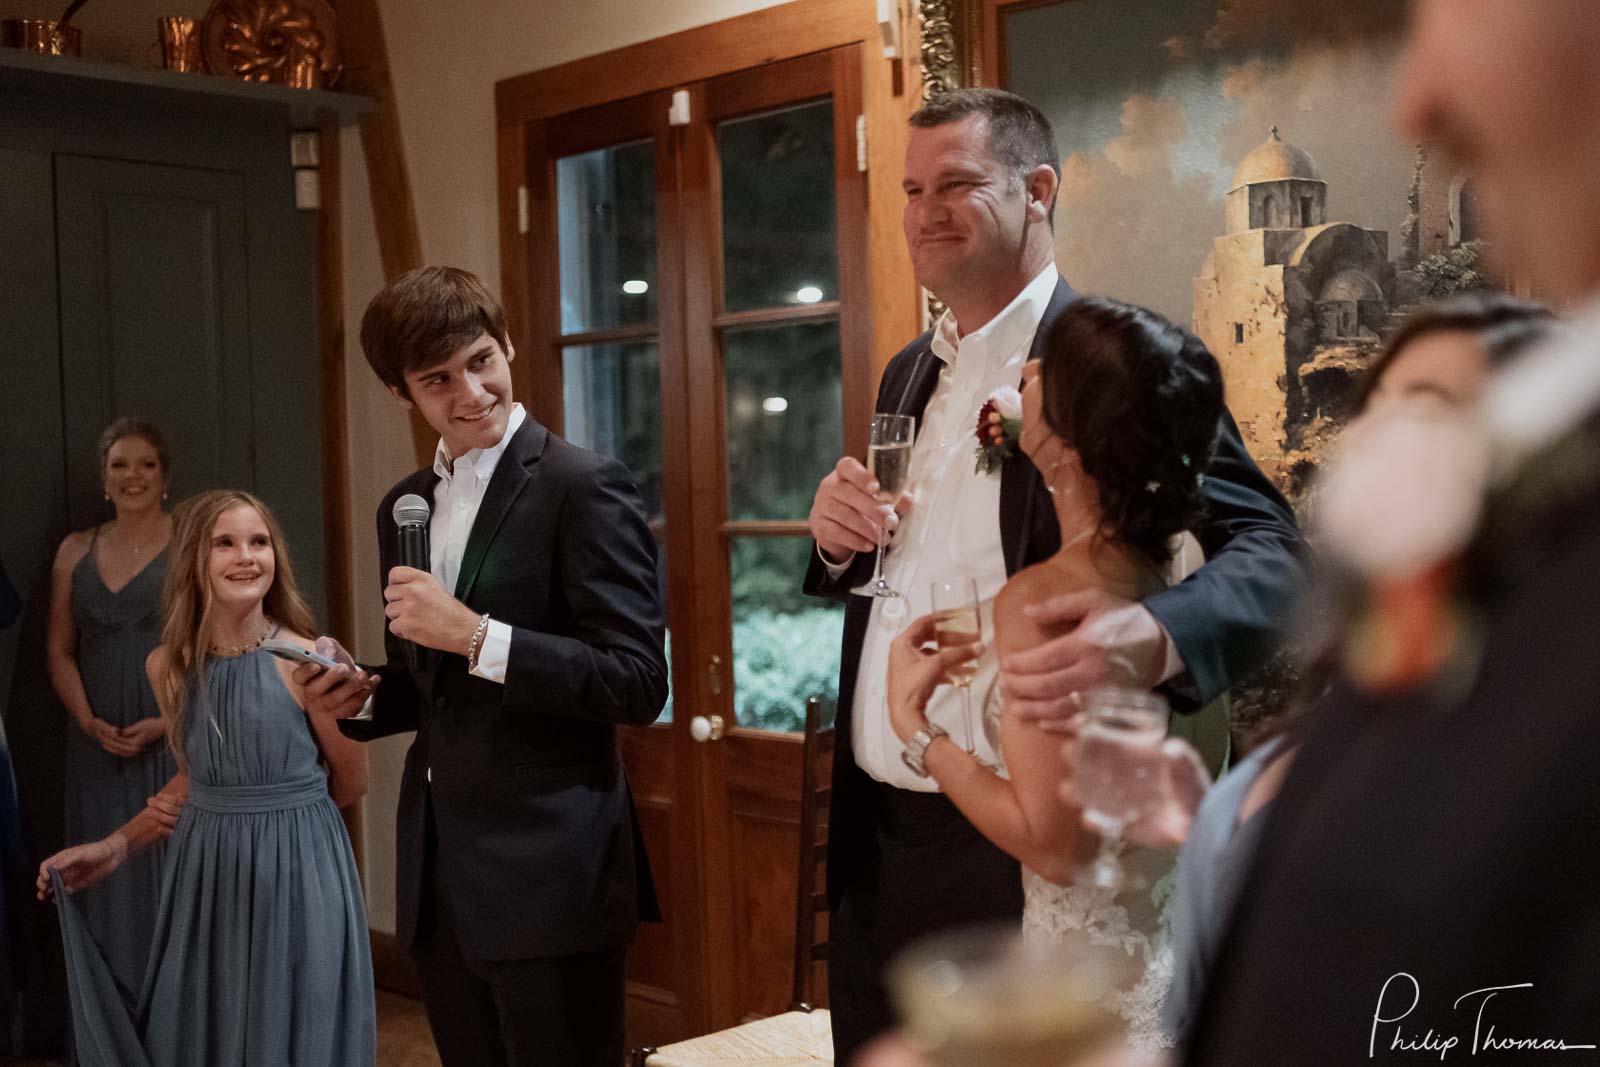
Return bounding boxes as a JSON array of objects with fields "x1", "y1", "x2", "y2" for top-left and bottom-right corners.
[
  {"x1": 852, "y1": 413, "x2": 916, "y2": 598},
  {"x1": 1073, "y1": 688, "x2": 1170, "y2": 892},
  {"x1": 888, "y1": 923, "x2": 1133, "y2": 1067},
  {"x1": 930, "y1": 579, "x2": 982, "y2": 753}
]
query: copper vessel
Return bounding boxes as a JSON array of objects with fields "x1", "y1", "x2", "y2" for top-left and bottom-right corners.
[
  {"x1": 156, "y1": 16, "x2": 202, "y2": 73},
  {"x1": 1, "y1": 18, "x2": 83, "y2": 55}
]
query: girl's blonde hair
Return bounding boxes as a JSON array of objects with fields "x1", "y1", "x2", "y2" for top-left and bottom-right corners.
[{"x1": 154, "y1": 490, "x2": 316, "y2": 752}]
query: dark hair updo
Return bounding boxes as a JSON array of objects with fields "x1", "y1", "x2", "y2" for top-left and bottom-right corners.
[{"x1": 1037, "y1": 297, "x2": 1224, "y2": 568}]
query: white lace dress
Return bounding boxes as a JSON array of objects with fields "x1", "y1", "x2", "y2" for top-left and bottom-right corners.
[
  {"x1": 1019, "y1": 859, "x2": 1177, "y2": 1053},
  {"x1": 984, "y1": 697, "x2": 1179, "y2": 1053}
]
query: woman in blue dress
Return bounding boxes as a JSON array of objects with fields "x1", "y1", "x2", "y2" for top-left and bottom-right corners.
[
  {"x1": 45, "y1": 418, "x2": 177, "y2": 994},
  {"x1": 38, "y1": 488, "x2": 374, "y2": 1066}
]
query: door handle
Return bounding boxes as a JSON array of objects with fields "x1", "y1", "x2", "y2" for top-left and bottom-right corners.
[{"x1": 690, "y1": 715, "x2": 725, "y2": 743}]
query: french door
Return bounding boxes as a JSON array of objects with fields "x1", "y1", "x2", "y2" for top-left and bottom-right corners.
[{"x1": 522, "y1": 46, "x2": 870, "y2": 1042}]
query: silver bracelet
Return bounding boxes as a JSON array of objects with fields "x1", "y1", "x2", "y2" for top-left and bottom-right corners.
[{"x1": 465, "y1": 613, "x2": 492, "y2": 669}]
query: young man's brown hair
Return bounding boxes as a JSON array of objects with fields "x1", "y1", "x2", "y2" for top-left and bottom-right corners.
[{"x1": 359, "y1": 266, "x2": 510, "y2": 397}]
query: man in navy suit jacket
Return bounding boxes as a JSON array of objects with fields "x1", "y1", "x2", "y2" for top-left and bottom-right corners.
[
  {"x1": 299, "y1": 267, "x2": 667, "y2": 1067},
  {"x1": 803, "y1": 88, "x2": 1305, "y2": 1060}
]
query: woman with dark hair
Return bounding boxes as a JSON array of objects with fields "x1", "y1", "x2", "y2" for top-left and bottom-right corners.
[
  {"x1": 45, "y1": 417, "x2": 178, "y2": 995},
  {"x1": 885, "y1": 296, "x2": 1226, "y2": 1050},
  {"x1": 1157, "y1": 290, "x2": 1557, "y2": 1045}
]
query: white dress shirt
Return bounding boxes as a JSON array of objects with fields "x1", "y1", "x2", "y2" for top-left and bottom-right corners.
[
  {"x1": 835, "y1": 267, "x2": 1190, "y2": 789},
  {"x1": 428, "y1": 402, "x2": 527, "y2": 685},
  {"x1": 847, "y1": 264, "x2": 1060, "y2": 789}
]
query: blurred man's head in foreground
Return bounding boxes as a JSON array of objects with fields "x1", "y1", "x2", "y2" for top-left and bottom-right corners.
[{"x1": 1393, "y1": 0, "x2": 1600, "y2": 303}]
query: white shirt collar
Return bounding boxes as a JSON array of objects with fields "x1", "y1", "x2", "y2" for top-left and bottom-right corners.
[
  {"x1": 1485, "y1": 296, "x2": 1600, "y2": 481},
  {"x1": 929, "y1": 261, "x2": 1060, "y2": 368},
  {"x1": 433, "y1": 402, "x2": 527, "y2": 482}
]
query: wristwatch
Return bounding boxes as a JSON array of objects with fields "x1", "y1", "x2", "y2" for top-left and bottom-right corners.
[{"x1": 901, "y1": 722, "x2": 949, "y2": 778}]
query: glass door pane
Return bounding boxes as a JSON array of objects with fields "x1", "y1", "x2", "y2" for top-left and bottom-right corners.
[
  {"x1": 557, "y1": 139, "x2": 657, "y2": 332},
  {"x1": 718, "y1": 100, "x2": 838, "y2": 311},
  {"x1": 723, "y1": 322, "x2": 841, "y2": 521},
  {"x1": 714, "y1": 98, "x2": 846, "y2": 732},
  {"x1": 562, "y1": 341, "x2": 664, "y2": 521},
  {"x1": 554, "y1": 136, "x2": 673, "y2": 720}
]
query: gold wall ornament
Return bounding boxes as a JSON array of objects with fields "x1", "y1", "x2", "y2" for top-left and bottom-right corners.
[
  {"x1": 916, "y1": 0, "x2": 962, "y2": 324},
  {"x1": 917, "y1": 0, "x2": 960, "y2": 101},
  {"x1": 201, "y1": 0, "x2": 339, "y2": 88}
]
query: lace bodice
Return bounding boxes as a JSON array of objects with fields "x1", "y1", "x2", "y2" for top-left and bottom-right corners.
[
  {"x1": 986, "y1": 689, "x2": 1178, "y2": 1052},
  {"x1": 1020, "y1": 862, "x2": 1177, "y2": 1053}
]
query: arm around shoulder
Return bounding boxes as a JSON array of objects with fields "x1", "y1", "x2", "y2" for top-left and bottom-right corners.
[{"x1": 1143, "y1": 409, "x2": 1308, "y2": 705}]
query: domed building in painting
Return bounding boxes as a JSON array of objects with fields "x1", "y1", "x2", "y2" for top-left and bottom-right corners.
[{"x1": 1194, "y1": 128, "x2": 1394, "y2": 485}]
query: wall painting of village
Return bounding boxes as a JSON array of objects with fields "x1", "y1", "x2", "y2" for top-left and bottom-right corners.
[{"x1": 1005, "y1": 0, "x2": 1482, "y2": 493}]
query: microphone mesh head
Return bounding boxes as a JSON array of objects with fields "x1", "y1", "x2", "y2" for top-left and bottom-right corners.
[{"x1": 392, "y1": 493, "x2": 431, "y2": 527}]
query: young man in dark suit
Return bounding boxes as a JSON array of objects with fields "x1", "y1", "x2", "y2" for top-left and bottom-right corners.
[
  {"x1": 297, "y1": 266, "x2": 667, "y2": 1067},
  {"x1": 804, "y1": 89, "x2": 1306, "y2": 1060},
  {"x1": 1183, "y1": 3, "x2": 1600, "y2": 1060}
]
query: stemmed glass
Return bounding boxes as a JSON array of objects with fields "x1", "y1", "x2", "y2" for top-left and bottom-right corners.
[
  {"x1": 1073, "y1": 688, "x2": 1170, "y2": 892},
  {"x1": 852, "y1": 413, "x2": 916, "y2": 598},
  {"x1": 930, "y1": 579, "x2": 982, "y2": 753},
  {"x1": 888, "y1": 923, "x2": 1133, "y2": 1066}
]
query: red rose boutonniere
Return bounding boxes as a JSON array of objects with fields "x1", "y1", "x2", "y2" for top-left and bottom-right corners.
[{"x1": 974, "y1": 386, "x2": 1024, "y2": 476}]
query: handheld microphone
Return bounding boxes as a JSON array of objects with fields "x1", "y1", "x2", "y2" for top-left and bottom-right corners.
[{"x1": 392, "y1": 494, "x2": 432, "y2": 674}]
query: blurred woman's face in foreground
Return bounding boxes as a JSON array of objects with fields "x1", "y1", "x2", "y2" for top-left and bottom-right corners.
[{"x1": 1363, "y1": 329, "x2": 1491, "y2": 418}]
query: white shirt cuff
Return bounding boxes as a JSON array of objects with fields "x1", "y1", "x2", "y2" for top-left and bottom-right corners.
[
  {"x1": 817, "y1": 543, "x2": 856, "y2": 579},
  {"x1": 351, "y1": 694, "x2": 375, "y2": 721},
  {"x1": 1147, "y1": 608, "x2": 1186, "y2": 686},
  {"x1": 469, "y1": 619, "x2": 512, "y2": 684}
]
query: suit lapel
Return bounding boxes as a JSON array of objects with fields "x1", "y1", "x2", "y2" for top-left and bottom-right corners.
[
  {"x1": 1000, "y1": 277, "x2": 1077, "y2": 575},
  {"x1": 882, "y1": 334, "x2": 943, "y2": 420},
  {"x1": 453, "y1": 418, "x2": 546, "y2": 604}
]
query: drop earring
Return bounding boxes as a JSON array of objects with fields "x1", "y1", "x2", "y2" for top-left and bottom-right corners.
[{"x1": 1044, "y1": 448, "x2": 1068, "y2": 498}]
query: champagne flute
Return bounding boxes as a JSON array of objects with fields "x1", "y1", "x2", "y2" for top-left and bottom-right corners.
[
  {"x1": 930, "y1": 579, "x2": 982, "y2": 753},
  {"x1": 1073, "y1": 688, "x2": 1169, "y2": 892},
  {"x1": 852, "y1": 413, "x2": 916, "y2": 598}
]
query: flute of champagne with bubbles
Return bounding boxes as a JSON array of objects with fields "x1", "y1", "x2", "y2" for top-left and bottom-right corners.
[
  {"x1": 852, "y1": 413, "x2": 916, "y2": 598},
  {"x1": 1074, "y1": 689, "x2": 1169, "y2": 892},
  {"x1": 930, "y1": 579, "x2": 982, "y2": 752}
]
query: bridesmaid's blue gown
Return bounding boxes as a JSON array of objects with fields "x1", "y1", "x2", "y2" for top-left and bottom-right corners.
[
  {"x1": 65, "y1": 546, "x2": 175, "y2": 994},
  {"x1": 53, "y1": 648, "x2": 375, "y2": 1066}
]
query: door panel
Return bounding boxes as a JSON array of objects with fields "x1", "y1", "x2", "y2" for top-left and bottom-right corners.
[
  {"x1": 54, "y1": 156, "x2": 255, "y2": 528},
  {"x1": 535, "y1": 47, "x2": 867, "y2": 1042}
]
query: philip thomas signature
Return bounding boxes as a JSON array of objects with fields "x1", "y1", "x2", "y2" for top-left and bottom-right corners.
[{"x1": 1371, "y1": 974, "x2": 1597, "y2": 1059}]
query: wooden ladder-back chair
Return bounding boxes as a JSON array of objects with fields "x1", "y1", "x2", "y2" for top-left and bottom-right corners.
[{"x1": 631, "y1": 697, "x2": 836, "y2": 1066}]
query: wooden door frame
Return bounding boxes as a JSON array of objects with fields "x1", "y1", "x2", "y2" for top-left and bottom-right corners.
[
  {"x1": 523, "y1": 89, "x2": 697, "y2": 1041},
  {"x1": 678, "y1": 45, "x2": 868, "y2": 1024}
]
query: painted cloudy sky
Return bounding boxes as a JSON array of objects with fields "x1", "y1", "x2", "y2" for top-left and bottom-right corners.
[{"x1": 1009, "y1": 0, "x2": 1412, "y2": 325}]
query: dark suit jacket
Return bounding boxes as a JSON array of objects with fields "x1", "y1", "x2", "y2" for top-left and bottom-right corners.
[
  {"x1": 341, "y1": 416, "x2": 668, "y2": 962},
  {"x1": 805, "y1": 278, "x2": 1306, "y2": 903},
  {"x1": 1183, "y1": 419, "x2": 1600, "y2": 1064}
]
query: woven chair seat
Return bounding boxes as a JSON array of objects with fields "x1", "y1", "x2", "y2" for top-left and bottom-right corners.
[{"x1": 644, "y1": 1009, "x2": 832, "y2": 1066}]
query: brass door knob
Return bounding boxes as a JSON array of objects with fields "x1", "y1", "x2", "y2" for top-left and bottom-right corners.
[{"x1": 690, "y1": 714, "x2": 725, "y2": 743}]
